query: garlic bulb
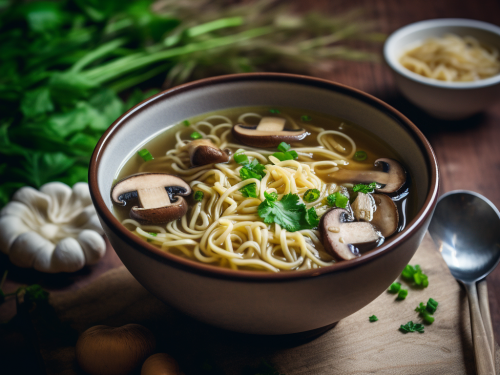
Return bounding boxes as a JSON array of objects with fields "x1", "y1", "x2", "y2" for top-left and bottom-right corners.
[{"x1": 0, "y1": 182, "x2": 105, "y2": 273}]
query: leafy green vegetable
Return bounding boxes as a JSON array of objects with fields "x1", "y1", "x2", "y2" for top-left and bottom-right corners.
[
  {"x1": 240, "y1": 183, "x2": 258, "y2": 198},
  {"x1": 0, "y1": 0, "x2": 381, "y2": 208},
  {"x1": 190, "y1": 131, "x2": 202, "y2": 140},
  {"x1": 352, "y1": 182, "x2": 377, "y2": 194},
  {"x1": 397, "y1": 288, "x2": 408, "y2": 300},
  {"x1": 369, "y1": 315, "x2": 378, "y2": 322},
  {"x1": 258, "y1": 192, "x2": 319, "y2": 232},
  {"x1": 388, "y1": 282, "x2": 401, "y2": 293},
  {"x1": 400, "y1": 321, "x2": 424, "y2": 334},
  {"x1": 277, "y1": 142, "x2": 291, "y2": 152},
  {"x1": 138, "y1": 148, "x2": 153, "y2": 161},
  {"x1": 239, "y1": 159, "x2": 267, "y2": 181},
  {"x1": 303, "y1": 189, "x2": 320, "y2": 202},
  {"x1": 326, "y1": 191, "x2": 349, "y2": 208},
  {"x1": 23, "y1": 284, "x2": 49, "y2": 305},
  {"x1": 194, "y1": 191, "x2": 204, "y2": 201},
  {"x1": 401, "y1": 265, "x2": 429, "y2": 288}
]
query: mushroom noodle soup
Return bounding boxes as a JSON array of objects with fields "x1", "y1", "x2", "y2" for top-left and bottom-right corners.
[{"x1": 112, "y1": 107, "x2": 415, "y2": 272}]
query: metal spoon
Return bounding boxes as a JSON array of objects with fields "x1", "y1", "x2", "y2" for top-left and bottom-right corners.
[{"x1": 429, "y1": 190, "x2": 500, "y2": 375}]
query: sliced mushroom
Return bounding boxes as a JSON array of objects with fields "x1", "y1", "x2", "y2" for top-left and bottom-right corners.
[
  {"x1": 188, "y1": 139, "x2": 229, "y2": 167},
  {"x1": 111, "y1": 173, "x2": 192, "y2": 225},
  {"x1": 351, "y1": 192, "x2": 375, "y2": 222},
  {"x1": 333, "y1": 158, "x2": 406, "y2": 193},
  {"x1": 371, "y1": 194, "x2": 399, "y2": 237},
  {"x1": 232, "y1": 116, "x2": 308, "y2": 147},
  {"x1": 319, "y1": 208, "x2": 382, "y2": 260}
]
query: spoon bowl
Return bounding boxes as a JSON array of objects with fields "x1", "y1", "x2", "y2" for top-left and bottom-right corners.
[
  {"x1": 429, "y1": 190, "x2": 500, "y2": 283},
  {"x1": 429, "y1": 190, "x2": 500, "y2": 375}
]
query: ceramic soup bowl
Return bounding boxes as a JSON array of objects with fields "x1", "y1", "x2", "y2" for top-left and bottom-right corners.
[{"x1": 89, "y1": 73, "x2": 439, "y2": 335}]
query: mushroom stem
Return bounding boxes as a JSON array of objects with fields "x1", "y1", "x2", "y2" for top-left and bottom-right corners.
[{"x1": 137, "y1": 187, "x2": 171, "y2": 209}]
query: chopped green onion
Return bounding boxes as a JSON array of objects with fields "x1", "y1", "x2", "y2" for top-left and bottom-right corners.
[
  {"x1": 269, "y1": 109, "x2": 280, "y2": 114},
  {"x1": 326, "y1": 191, "x2": 349, "y2": 208},
  {"x1": 301, "y1": 115, "x2": 312, "y2": 122},
  {"x1": 190, "y1": 131, "x2": 202, "y2": 139},
  {"x1": 138, "y1": 148, "x2": 154, "y2": 161},
  {"x1": 421, "y1": 312, "x2": 435, "y2": 324},
  {"x1": 272, "y1": 152, "x2": 293, "y2": 161},
  {"x1": 426, "y1": 298, "x2": 438, "y2": 314},
  {"x1": 388, "y1": 282, "x2": 401, "y2": 293},
  {"x1": 353, "y1": 150, "x2": 367, "y2": 161},
  {"x1": 148, "y1": 232, "x2": 158, "y2": 237},
  {"x1": 401, "y1": 264, "x2": 429, "y2": 288},
  {"x1": 194, "y1": 191, "x2": 204, "y2": 201},
  {"x1": 303, "y1": 189, "x2": 320, "y2": 202},
  {"x1": 278, "y1": 142, "x2": 291, "y2": 152},
  {"x1": 369, "y1": 315, "x2": 378, "y2": 322},
  {"x1": 234, "y1": 153, "x2": 249, "y2": 164},
  {"x1": 397, "y1": 288, "x2": 408, "y2": 300},
  {"x1": 287, "y1": 150, "x2": 298, "y2": 159},
  {"x1": 183, "y1": 120, "x2": 190, "y2": 127}
]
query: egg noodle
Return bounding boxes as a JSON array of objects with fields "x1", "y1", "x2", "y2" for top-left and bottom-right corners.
[
  {"x1": 122, "y1": 113, "x2": 358, "y2": 272},
  {"x1": 400, "y1": 34, "x2": 500, "y2": 82}
]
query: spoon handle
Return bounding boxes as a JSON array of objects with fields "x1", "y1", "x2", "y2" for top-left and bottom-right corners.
[
  {"x1": 464, "y1": 282, "x2": 496, "y2": 375},
  {"x1": 478, "y1": 279, "x2": 496, "y2": 365}
]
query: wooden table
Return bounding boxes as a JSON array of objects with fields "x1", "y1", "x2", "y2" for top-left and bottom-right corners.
[{"x1": 1, "y1": 0, "x2": 500, "y2": 373}]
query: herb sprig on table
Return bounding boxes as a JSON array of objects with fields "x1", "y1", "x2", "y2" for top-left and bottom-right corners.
[{"x1": 0, "y1": 0, "x2": 382, "y2": 207}]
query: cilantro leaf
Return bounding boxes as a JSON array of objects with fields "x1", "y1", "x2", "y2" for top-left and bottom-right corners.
[
  {"x1": 240, "y1": 183, "x2": 257, "y2": 198},
  {"x1": 352, "y1": 182, "x2": 377, "y2": 194},
  {"x1": 258, "y1": 193, "x2": 319, "y2": 232},
  {"x1": 240, "y1": 159, "x2": 267, "y2": 181}
]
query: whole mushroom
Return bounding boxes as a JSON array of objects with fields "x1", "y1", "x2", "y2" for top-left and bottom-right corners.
[
  {"x1": 232, "y1": 116, "x2": 308, "y2": 147},
  {"x1": 111, "y1": 173, "x2": 192, "y2": 225},
  {"x1": 141, "y1": 353, "x2": 181, "y2": 375},
  {"x1": 76, "y1": 324, "x2": 155, "y2": 375}
]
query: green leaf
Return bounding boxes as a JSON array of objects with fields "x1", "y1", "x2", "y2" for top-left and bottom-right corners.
[
  {"x1": 23, "y1": 284, "x2": 49, "y2": 304},
  {"x1": 258, "y1": 193, "x2": 318, "y2": 232},
  {"x1": 16, "y1": 152, "x2": 76, "y2": 188},
  {"x1": 20, "y1": 87, "x2": 54, "y2": 118},
  {"x1": 23, "y1": 2, "x2": 64, "y2": 33},
  {"x1": 352, "y1": 182, "x2": 377, "y2": 194},
  {"x1": 49, "y1": 72, "x2": 96, "y2": 105},
  {"x1": 240, "y1": 183, "x2": 257, "y2": 198}
]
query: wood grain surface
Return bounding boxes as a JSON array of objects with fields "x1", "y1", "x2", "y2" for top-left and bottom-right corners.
[{"x1": 1, "y1": 0, "x2": 500, "y2": 373}]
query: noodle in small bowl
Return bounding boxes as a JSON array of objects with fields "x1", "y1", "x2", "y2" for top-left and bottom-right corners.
[
  {"x1": 384, "y1": 19, "x2": 500, "y2": 120},
  {"x1": 89, "y1": 73, "x2": 439, "y2": 335}
]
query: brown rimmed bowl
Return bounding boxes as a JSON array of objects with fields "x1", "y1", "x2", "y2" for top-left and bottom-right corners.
[{"x1": 89, "y1": 73, "x2": 439, "y2": 335}]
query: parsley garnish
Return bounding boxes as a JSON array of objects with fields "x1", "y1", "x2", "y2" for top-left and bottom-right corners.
[
  {"x1": 388, "y1": 282, "x2": 401, "y2": 293},
  {"x1": 258, "y1": 192, "x2": 319, "y2": 232},
  {"x1": 240, "y1": 183, "x2": 258, "y2": 198},
  {"x1": 401, "y1": 264, "x2": 429, "y2": 288},
  {"x1": 369, "y1": 315, "x2": 378, "y2": 322},
  {"x1": 326, "y1": 191, "x2": 349, "y2": 208},
  {"x1": 400, "y1": 321, "x2": 424, "y2": 333},
  {"x1": 352, "y1": 182, "x2": 376, "y2": 194}
]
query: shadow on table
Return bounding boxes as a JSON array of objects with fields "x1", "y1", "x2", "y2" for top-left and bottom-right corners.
[{"x1": 374, "y1": 91, "x2": 488, "y2": 137}]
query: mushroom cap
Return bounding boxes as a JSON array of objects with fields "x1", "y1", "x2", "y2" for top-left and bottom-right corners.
[
  {"x1": 111, "y1": 173, "x2": 191, "y2": 206},
  {"x1": 130, "y1": 196, "x2": 188, "y2": 225},
  {"x1": 319, "y1": 208, "x2": 381, "y2": 260},
  {"x1": 371, "y1": 194, "x2": 399, "y2": 237},
  {"x1": 374, "y1": 158, "x2": 406, "y2": 193},
  {"x1": 188, "y1": 139, "x2": 229, "y2": 167},
  {"x1": 333, "y1": 158, "x2": 407, "y2": 194},
  {"x1": 232, "y1": 116, "x2": 308, "y2": 148}
]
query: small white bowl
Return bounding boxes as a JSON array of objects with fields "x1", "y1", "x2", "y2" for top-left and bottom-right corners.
[{"x1": 384, "y1": 19, "x2": 500, "y2": 120}]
